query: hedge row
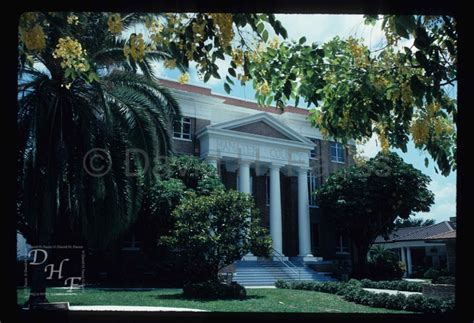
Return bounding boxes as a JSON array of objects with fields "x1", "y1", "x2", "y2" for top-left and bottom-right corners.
[
  {"x1": 275, "y1": 279, "x2": 454, "y2": 314},
  {"x1": 359, "y1": 278, "x2": 423, "y2": 292}
]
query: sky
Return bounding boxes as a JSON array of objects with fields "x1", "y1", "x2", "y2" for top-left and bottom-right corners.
[{"x1": 153, "y1": 14, "x2": 456, "y2": 223}]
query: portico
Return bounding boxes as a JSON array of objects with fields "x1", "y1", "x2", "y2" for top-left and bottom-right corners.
[{"x1": 197, "y1": 113, "x2": 318, "y2": 261}]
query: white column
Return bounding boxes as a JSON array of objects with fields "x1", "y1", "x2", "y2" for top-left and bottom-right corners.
[
  {"x1": 238, "y1": 161, "x2": 251, "y2": 194},
  {"x1": 269, "y1": 164, "x2": 284, "y2": 257},
  {"x1": 406, "y1": 247, "x2": 413, "y2": 277},
  {"x1": 298, "y1": 167, "x2": 313, "y2": 257},
  {"x1": 401, "y1": 247, "x2": 407, "y2": 277},
  {"x1": 239, "y1": 160, "x2": 256, "y2": 260}
]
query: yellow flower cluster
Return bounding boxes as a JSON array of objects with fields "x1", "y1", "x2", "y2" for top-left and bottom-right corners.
[
  {"x1": 145, "y1": 16, "x2": 164, "y2": 34},
  {"x1": 67, "y1": 15, "x2": 79, "y2": 25},
  {"x1": 237, "y1": 73, "x2": 249, "y2": 83},
  {"x1": 178, "y1": 73, "x2": 190, "y2": 84},
  {"x1": 347, "y1": 39, "x2": 368, "y2": 67},
  {"x1": 20, "y1": 24, "x2": 46, "y2": 51},
  {"x1": 410, "y1": 118, "x2": 430, "y2": 146},
  {"x1": 426, "y1": 102, "x2": 441, "y2": 118},
  {"x1": 191, "y1": 20, "x2": 206, "y2": 38},
  {"x1": 231, "y1": 49, "x2": 244, "y2": 66},
  {"x1": 123, "y1": 33, "x2": 146, "y2": 62},
  {"x1": 400, "y1": 81, "x2": 413, "y2": 105},
  {"x1": 269, "y1": 37, "x2": 279, "y2": 49},
  {"x1": 209, "y1": 13, "x2": 234, "y2": 48},
  {"x1": 21, "y1": 12, "x2": 38, "y2": 25},
  {"x1": 53, "y1": 37, "x2": 89, "y2": 72},
  {"x1": 164, "y1": 59, "x2": 177, "y2": 69},
  {"x1": 107, "y1": 13, "x2": 123, "y2": 35},
  {"x1": 377, "y1": 126, "x2": 390, "y2": 152},
  {"x1": 256, "y1": 80, "x2": 271, "y2": 96}
]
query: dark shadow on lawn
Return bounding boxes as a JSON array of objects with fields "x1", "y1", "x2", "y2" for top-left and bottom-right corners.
[
  {"x1": 153, "y1": 293, "x2": 265, "y2": 302},
  {"x1": 95, "y1": 288, "x2": 155, "y2": 292}
]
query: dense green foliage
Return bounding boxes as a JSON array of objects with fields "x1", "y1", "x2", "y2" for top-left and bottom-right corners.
[
  {"x1": 182, "y1": 280, "x2": 246, "y2": 299},
  {"x1": 366, "y1": 246, "x2": 405, "y2": 280},
  {"x1": 275, "y1": 279, "x2": 454, "y2": 314},
  {"x1": 161, "y1": 189, "x2": 271, "y2": 283},
  {"x1": 317, "y1": 152, "x2": 434, "y2": 275},
  {"x1": 359, "y1": 279, "x2": 423, "y2": 292}
]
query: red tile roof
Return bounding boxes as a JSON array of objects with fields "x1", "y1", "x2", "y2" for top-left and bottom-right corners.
[{"x1": 158, "y1": 78, "x2": 310, "y2": 116}]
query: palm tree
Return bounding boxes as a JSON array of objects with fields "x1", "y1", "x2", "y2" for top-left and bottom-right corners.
[{"x1": 17, "y1": 12, "x2": 182, "y2": 304}]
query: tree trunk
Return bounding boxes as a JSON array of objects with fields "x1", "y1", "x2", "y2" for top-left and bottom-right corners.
[
  {"x1": 27, "y1": 261, "x2": 48, "y2": 306},
  {"x1": 352, "y1": 244, "x2": 369, "y2": 278}
]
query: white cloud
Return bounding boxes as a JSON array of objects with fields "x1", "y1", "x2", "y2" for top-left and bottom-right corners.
[{"x1": 414, "y1": 179, "x2": 456, "y2": 222}]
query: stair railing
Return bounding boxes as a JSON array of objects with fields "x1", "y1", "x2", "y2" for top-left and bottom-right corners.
[{"x1": 271, "y1": 248, "x2": 301, "y2": 281}]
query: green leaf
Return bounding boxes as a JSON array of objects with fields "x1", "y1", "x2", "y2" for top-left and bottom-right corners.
[
  {"x1": 299, "y1": 36, "x2": 306, "y2": 44},
  {"x1": 228, "y1": 68, "x2": 236, "y2": 77},
  {"x1": 215, "y1": 50, "x2": 225, "y2": 60},
  {"x1": 211, "y1": 69, "x2": 221, "y2": 79},
  {"x1": 224, "y1": 82, "x2": 231, "y2": 94},
  {"x1": 262, "y1": 30, "x2": 269, "y2": 42},
  {"x1": 397, "y1": 16, "x2": 416, "y2": 34},
  {"x1": 394, "y1": 21, "x2": 410, "y2": 39},
  {"x1": 414, "y1": 27, "x2": 431, "y2": 49},
  {"x1": 283, "y1": 80, "x2": 292, "y2": 99},
  {"x1": 256, "y1": 22, "x2": 264, "y2": 33},
  {"x1": 295, "y1": 96, "x2": 300, "y2": 107},
  {"x1": 424, "y1": 158, "x2": 429, "y2": 167},
  {"x1": 226, "y1": 76, "x2": 235, "y2": 85},
  {"x1": 265, "y1": 95, "x2": 273, "y2": 106},
  {"x1": 204, "y1": 72, "x2": 211, "y2": 83},
  {"x1": 410, "y1": 75, "x2": 425, "y2": 97}
]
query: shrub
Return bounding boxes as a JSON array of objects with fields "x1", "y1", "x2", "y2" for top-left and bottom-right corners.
[
  {"x1": 182, "y1": 280, "x2": 246, "y2": 299},
  {"x1": 366, "y1": 246, "x2": 405, "y2": 280},
  {"x1": 404, "y1": 294, "x2": 425, "y2": 312},
  {"x1": 275, "y1": 279, "x2": 454, "y2": 314},
  {"x1": 358, "y1": 278, "x2": 423, "y2": 292},
  {"x1": 423, "y1": 268, "x2": 441, "y2": 280},
  {"x1": 433, "y1": 276, "x2": 455, "y2": 285},
  {"x1": 275, "y1": 279, "x2": 290, "y2": 289}
]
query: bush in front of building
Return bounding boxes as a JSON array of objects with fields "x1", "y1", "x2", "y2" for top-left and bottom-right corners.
[
  {"x1": 161, "y1": 189, "x2": 271, "y2": 286},
  {"x1": 359, "y1": 278, "x2": 423, "y2": 292},
  {"x1": 275, "y1": 279, "x2": 454, "y2": 313},
  {"x1": 183, "y1": 280, "x2": 246, "y2": 299},
  {"x1": 432, "y1": 276, "x2": 455, "y2": 285},
  {"x1": 365, "y1": 246, "x2": 405, "y2": 281},
  {"x1": 423, "y1": 267, "x2": 450, "y2": 281}
]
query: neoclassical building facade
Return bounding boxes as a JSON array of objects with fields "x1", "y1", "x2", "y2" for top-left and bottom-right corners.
[{"x1": 161, "y1": 78, "x2": 356, "y2": 262}]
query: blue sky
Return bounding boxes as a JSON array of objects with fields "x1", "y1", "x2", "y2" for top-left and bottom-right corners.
[{"x1": 154, "y1": 14, "x2": 456, "y2": 223}]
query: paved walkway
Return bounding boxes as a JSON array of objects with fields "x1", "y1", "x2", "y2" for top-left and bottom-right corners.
[
  {"x1": 245, "y1": 286, "x2": 276, "y2": 289},
  {"x1": 363, "y1": 288, "x2": 422, "y2": 296},
  {"x1": 69, "y1": 305, "x2": 206, "y2": 312}
]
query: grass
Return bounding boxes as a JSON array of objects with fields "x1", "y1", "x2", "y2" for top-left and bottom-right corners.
[{"x1": 17, "y1": 287, "x2": 413, "y2": 313}]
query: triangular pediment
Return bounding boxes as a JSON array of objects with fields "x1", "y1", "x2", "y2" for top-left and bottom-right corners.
[{"x1": 210, "y1": 113, "x2": 314, "y2": 145}]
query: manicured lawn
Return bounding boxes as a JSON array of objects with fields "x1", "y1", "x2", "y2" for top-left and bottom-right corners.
[{"x1": 17, "y1": 287, "x2": 412, "y2": 313}]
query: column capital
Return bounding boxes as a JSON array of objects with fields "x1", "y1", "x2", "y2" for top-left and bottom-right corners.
[
  {"x1": 238, "y1": 159, "x2": 252, "y2": 167},
  {"x1": 297, "y1": 166, "x2": 311, "y2": 174},
  {"x1": 269, "y1": 163, "x2": 285, "y2": 170}
]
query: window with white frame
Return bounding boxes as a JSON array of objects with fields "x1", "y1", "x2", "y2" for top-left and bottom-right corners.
[
  {"x1": 330, "y1": 142, "x2": 345, "y2": 163},
  {"x1": 308, "y1": 172, "x2": 319, "y2": 207},
  {"x1": 336, "y1": 235, "x2": 349, "y2": 253},
  {"x1": 173, "y1": 117, "x2": 192, "y2": 140}
]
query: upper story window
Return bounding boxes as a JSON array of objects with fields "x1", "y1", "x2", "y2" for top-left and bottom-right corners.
[
  {"x1": 330, "y1": 142, "x2": 345, "y2": 163},
  {"x1": 173, "y1": 117, "x2": 192, "y2": 140},
  {"x1": 309, "y1": 139, "x2": 318, "y2": 159},
  {"x1": 308, "y1": 172, "x2": 319, "y2": 207}
]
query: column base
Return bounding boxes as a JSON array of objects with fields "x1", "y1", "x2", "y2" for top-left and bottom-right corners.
[
  {"x1": 272, "y1": 256, "x2": 289, "y2": 261},
  {"x1": 297, "y1": 255, "x2": 323, "y2": 263},
  {"x1": 242, "y1": 253, "x2": 258, "y2": 261}
]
